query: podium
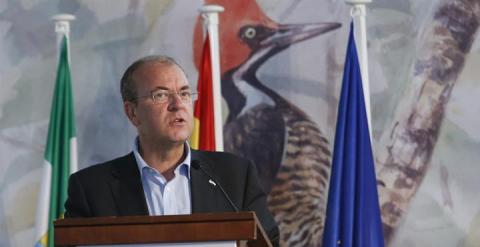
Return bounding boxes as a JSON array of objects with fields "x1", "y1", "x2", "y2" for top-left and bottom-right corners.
[{"x1": 54, "y1": 211, "x2": 272, "y2": 247}]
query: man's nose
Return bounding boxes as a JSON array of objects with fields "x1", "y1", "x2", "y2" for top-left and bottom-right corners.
[{"x1": 167, "y1": 93, "x2": 184, "y2": 111}]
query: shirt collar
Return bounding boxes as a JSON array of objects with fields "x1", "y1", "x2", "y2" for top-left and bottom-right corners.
[{"x1": 133, "y1": 137, "x2": 191, "y2": 179}]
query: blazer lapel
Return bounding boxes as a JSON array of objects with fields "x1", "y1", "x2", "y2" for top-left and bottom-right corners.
[
  {"x1": 109, "y1": 153, "x2": 149, "y2": 216},
  {"x1": 190, "y1": 150, "x2": 222, "y2": 213}
]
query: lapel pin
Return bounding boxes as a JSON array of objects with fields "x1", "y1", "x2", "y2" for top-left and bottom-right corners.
[{"x1": 208, "y1": 179, "x2": 217, "y2": 186}]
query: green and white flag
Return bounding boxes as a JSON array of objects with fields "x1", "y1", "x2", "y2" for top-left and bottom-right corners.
[{"x1": 34, "y1": 35, "x2": 77, "y2": 247}]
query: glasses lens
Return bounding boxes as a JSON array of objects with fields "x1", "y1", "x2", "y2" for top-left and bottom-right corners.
[
  {"x1": 152, "y1": 90, "x2": 169, "y2": 103},
  {"x1": 178, "y1": 91, "x2": 192, "y2": 101},
  {"x1": 149, "y1": 90, "x2": 198, "y2": 103}
]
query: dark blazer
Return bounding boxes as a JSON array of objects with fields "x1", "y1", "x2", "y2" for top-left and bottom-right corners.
[{"x1": 64, "y1": 149, "x2": 279, "y2": 245}]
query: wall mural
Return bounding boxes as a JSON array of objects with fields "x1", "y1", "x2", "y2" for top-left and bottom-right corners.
[{"x1": 0, "y1": 0, "x2": 479, "y2": 247}]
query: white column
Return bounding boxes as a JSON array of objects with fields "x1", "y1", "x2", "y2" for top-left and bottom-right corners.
[
  {"x1": 345, "y1": 0, "x2": 372, "y2": 136},
  {"x1": 199, "y1": 5, "x2": 225, "y2": 151},
  {"x1": 52, "y1": 14, "x2": 75, "y2": 62}
]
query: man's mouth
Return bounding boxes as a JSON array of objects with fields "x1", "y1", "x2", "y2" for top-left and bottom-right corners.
[{"x1": 173, "y1": 117, "x2": 185, "y2": 124}]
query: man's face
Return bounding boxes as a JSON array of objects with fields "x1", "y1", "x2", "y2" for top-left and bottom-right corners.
[{"x1": 125, "y1": 62, "x2": 194, "y2": 145}]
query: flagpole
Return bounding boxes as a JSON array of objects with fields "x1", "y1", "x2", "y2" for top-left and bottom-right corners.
[
  {"x1": 52, "y1": 14, "x2": 75, "y2": 63},
  {"x1": 345, "y1": 0, "x2": 372, "y2": 134},
  {"x1": 199, "y1": 5, "x2": 225, "y2": 151}
]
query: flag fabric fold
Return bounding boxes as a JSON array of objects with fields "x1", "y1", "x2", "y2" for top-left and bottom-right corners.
[
  {"x1": 191, "y1": 33, "x2": 216, "y2": 151},
  {"x1": 322, "y1": 22, "x2": 385, "y2": 247},
  {"x1": 34, "y1": 35, "x2": 77, "y2": 247}
]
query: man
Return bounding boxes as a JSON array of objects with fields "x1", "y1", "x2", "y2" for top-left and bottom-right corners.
[{"x1": 64, "y1": 55, "x2": 279, "y2": 245}]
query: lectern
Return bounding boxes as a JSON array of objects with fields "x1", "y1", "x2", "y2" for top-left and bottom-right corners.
[{"x1": 54, "y1": 211, "x2": 272, "y2": 247}]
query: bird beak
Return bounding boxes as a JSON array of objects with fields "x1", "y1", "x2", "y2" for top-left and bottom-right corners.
[{"x1": 260, "y1": 22, "x2": 341, "y2": 49}]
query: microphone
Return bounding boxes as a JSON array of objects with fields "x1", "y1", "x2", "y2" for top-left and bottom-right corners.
[{"x1": 191, "y1": 160, "x2": 240, "y2": 212}]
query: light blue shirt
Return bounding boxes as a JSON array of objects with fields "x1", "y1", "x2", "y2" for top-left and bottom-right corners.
[{"x1": 133, "y1": 138, "x2": 192, "y2": 215}]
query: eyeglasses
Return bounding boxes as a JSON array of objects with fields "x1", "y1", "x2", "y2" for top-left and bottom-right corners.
[{"x1": 137, "y1": 89, "x2": 198, "y2": 104}]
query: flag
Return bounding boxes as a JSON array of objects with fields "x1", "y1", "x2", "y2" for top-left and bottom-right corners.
[
  {"x1": 191, "y1": 33, "x2": 216, "y2": 151},
  {"x1": 34, "y1": 35, "x2": 77, "y2": 247},
  {"x1": 322, "y1": 22, "x2": 385, "y2": 247}
]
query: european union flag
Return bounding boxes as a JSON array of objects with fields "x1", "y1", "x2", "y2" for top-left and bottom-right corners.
[{"x1": 322, "y1": 22, "x2": 385, "y2": 247}]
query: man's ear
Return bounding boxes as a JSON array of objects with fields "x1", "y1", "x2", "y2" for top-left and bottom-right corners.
[{"x1": 124, "y1": 101, "x2": 140, "y2": 126}]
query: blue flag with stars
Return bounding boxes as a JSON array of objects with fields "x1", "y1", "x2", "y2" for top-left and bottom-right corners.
[{"x1": 322, "y1": 22, "x2": 385, "y2": 247}]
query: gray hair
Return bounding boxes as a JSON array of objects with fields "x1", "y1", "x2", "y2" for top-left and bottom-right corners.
[{"x1": 120, "y1": 55, "x2": 186, "y2": 102}]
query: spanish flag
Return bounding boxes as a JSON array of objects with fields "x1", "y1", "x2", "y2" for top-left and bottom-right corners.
[{"x1": 191, "y1": 33, "x2": 215, "y2": 151}]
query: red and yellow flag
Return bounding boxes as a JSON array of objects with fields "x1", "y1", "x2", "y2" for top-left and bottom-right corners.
[{"x1": 191, "y1": 33, "x2": 215, "y2": 151}]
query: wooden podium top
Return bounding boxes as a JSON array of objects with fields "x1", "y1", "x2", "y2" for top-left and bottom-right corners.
[{"x1": 54, "y1": 211, "x2": 271, "y2": 247}]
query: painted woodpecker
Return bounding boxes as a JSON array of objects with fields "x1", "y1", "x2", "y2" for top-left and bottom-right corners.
[{"x1": 194, "y1": 1, "x2": 340, "y2": 246}]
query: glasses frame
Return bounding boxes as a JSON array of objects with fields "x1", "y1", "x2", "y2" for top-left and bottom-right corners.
[{"x1": 136, "y1": 88, "x2": 198, "y2": 104}]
